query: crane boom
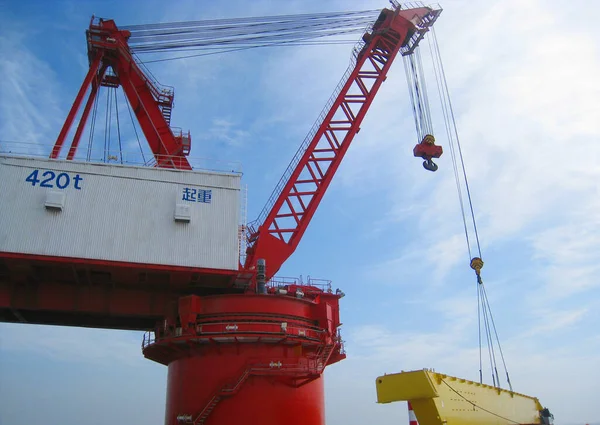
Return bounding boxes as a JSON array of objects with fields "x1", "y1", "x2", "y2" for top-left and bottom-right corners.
[{"x1": 244, "y1": 5, "x2": 441, "y2": 281}]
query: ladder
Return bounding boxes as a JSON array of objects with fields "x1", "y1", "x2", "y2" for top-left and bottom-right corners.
[{"x1": 191, "y1": 368, "x2": 252, "y2": 425}]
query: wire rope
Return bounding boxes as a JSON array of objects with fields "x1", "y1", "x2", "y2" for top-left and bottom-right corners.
[
  {"x1": 431, "y1": 27, "x2": 482, "y2": 257},
  {"x1": 114, "y1": 87, "x2": 123, "y2": 164},
  {"x1": 427, "y1": 26, "x2": 514, "y2": 391},
  {"x1": 427, "y1": 33, "x2": 471, "y2": 259},
  {"x1": 482, "y1": 283, "x2": 513, "y2": 391},
  {"x1": 140, "y1": 29, "x2": 363, "y2": 64},
  {"x1": 477, "y1": 281, "x2": 483, "y2": 383},
  {"x1": 123, "y1": 88, "x2": 146, "y2": 164},
  {"x1": 120, "y1": 10, "x2": 379, "y2": 62},
  {"x1": 103, "y1": 88, "x2": 111, "y2": 163},
  {"x1": 86, "y1": 84, "x2": 101, "y2": 162}
]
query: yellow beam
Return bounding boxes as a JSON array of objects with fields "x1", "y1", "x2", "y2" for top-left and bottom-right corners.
[
  {"x1": 376, "y1": 369, "x2": 438, "y2": 403},
  {"x1": 376, "y1": 369, "x2": 545, "y2": 425}
]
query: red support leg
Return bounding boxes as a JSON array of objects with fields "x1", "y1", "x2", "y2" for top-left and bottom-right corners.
[
  {"x1": 51, "y1": 53, "x2": 103, "y2": 159},
  {"x1": 66, "y1": 65, "x2": 108, "y2": 160}
]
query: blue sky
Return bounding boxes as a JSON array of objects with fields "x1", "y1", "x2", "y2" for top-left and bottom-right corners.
[{"x1": 1, "y1": 0, "x2": 599, "y2": 424}]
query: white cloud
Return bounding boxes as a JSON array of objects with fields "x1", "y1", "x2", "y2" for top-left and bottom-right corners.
[
  {"x1": 529, "y1": 201, "x2": 600, "y2": 298},
  {"x1": 0, "y1": 323, "x2": 145, "y2": 367},
  {"x1": 521, "y1": 307, "x2": 588, "y2": 337},
  {"x1": 0, "y1": 31, "x2": 64, "y2": 155},
  {"x1": 197, "y1": 118, "x2": 251, "y2": 148}
]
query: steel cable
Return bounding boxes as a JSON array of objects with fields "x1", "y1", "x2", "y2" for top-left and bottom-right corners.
[
  {"x1": 129, "y1": 19, "x2": 373, "y2": 51},
  {"x1": 481, "y1": 283, "x2": 513, "y2": 391},
  {"x1": 86, "y1": 85, "x2": 101, "y2": 162},
  {"x1": 140, "y1": 30, "x2": 362, "y2": 64},
  {"x1": 114, "y1": 88, "x2": 123, "y2": 164},
  {"x1": 431, "y1": 27, "x2": 482, "y2": 258},
  {"x1": 120, "y1": 10, "x2": 379, "y2": 61},
  {"x1": 124, "y1": 92, "x2": 146, "y2": 164},
  {"x1": 428, "y1": 26, "x2": 512, "y2": 390},
  {"x1": 103, "y1": 87, "x2": 111, "y2": 163}
]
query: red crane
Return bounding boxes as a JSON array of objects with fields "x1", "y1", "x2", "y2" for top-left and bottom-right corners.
[{"x1": 2, "y1": 4, "x2": 443, "y2": 425}]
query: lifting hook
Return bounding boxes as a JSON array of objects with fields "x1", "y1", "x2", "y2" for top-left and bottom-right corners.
[
  {"x1": 423, "y1": 158, "x2": 438, "y2": 172},
  {"x1": 413, "y1": 134, "x2": 442, "y2": 172},
  {"x1": 470, "y1": 257, "x2": 484, "y2": 284}
]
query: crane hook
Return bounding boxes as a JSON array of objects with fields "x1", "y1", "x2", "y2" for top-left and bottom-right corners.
[
  {"x1": 413, "y1": 134, "x2": 442, "y2": 172},
  {"x1": 470, "y1": 257, "x2": 484, "y2": 284},
  {"x1": 422, "y1": 159, "x2": 438, "y2": 172}
]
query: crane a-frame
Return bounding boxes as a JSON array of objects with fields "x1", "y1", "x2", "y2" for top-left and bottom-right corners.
[{"x1": 51, "y1": 18, "x2": 192, "y2": 169}]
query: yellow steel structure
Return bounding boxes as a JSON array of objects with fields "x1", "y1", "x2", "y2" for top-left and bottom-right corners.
[{"x1": 376, "y1": 369, "x2": 546, "y2": 425}]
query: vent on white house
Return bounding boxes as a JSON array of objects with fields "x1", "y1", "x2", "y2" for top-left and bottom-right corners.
[
  {"x1": 45, "y1": 191, "x2": 66, "y2": 211},
  {"x1": 174, "y1": 203, "x2": 191, "y2": 222}
]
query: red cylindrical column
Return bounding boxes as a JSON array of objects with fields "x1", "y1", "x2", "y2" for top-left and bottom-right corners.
[
  {"x1": 165, "y1": 352, "x2": 325, "y2": 425},
  {"x1": 143, "y1": 292, "x2": 345, "y2": 425}
]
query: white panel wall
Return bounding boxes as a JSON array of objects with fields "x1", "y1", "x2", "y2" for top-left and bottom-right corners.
[{"x1": 0, "y1": 156, "x2": 241, "y2": 270}]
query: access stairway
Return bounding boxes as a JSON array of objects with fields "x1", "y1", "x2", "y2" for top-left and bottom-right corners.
[{"x1": 178, "y1": 334, "x2": 340, "y2": 425}]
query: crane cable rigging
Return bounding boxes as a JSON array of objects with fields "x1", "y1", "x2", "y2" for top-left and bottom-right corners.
[
  {"x1": 403, "y1": 45, "x2": 438, "y2": 171},
  {"x1": 122, "y1": 10, "x2": 381, "y2": 62},
  {"x1": 73, "y1": 10, "x2": 385, "y2": 164},
  {"x1": 424, "y1": 27, "x2": 513, "y2": 391},
  {"x1": 84, "y1": 83, "x2": 146, "y2": 165}
]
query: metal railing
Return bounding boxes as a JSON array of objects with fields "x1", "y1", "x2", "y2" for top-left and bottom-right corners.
[
  {"x1": 337, "y1": 329, "x2": 346, "y2": 355},
  {"x1": 400, "y1": 4, "x2": 443, "y2": 56},
  {"x1": 141, "y1": 320, "x2": 326, "y2": 349},
  {"x1": 267, "y1": 276, "x2": 332, "y2": 292},
  {"x1": 142, "y1": 331, "x2": 156, "y2": 349},
  {"x1": 305, "y1": 277, "x2": 333, "y2": 292},
  {"x1": 391, "y1": 1, "x2": 427, "y2": 9},
  {"x1": 238, "y1": 185, "x2": 248, "y2": 265},
  {"x1": 130, "y1": 52, "x2": 175, "y2": 106},
  {"x1": 0, "y1": 141, "x2": 242, "y2": 174}
]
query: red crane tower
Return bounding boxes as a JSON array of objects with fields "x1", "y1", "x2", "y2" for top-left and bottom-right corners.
[{"x1": 0, "y1": 4, "x2": 442, "y2": 425}]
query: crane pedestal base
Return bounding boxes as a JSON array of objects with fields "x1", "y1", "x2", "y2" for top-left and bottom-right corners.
[
  {"x1": 142, "y1": 293, "x2": 344, "y2": 425},
  {"x1": 167, "y1": 355, "x2": 325, "y2": 425}
]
